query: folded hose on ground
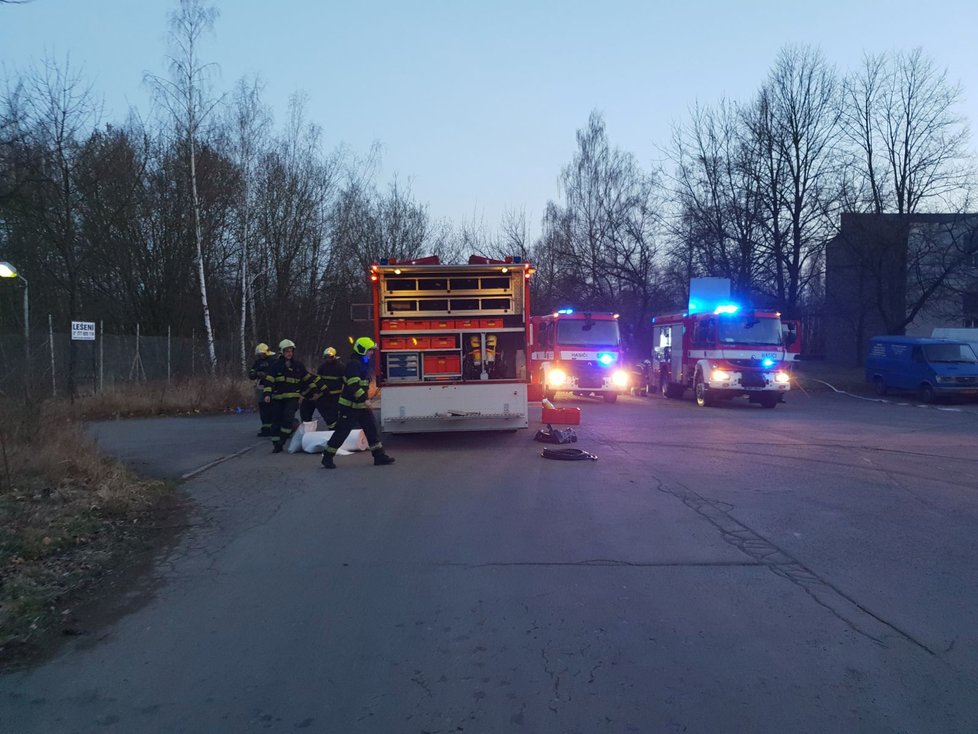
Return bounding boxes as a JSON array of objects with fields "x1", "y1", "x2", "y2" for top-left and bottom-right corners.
[{"x1": 541, "y1": 447, "x2": 598, "y2": 461}]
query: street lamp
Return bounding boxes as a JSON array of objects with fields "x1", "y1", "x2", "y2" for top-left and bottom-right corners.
[{"x1": 0, "y1": 261, "x2": 30, "y2": 395}]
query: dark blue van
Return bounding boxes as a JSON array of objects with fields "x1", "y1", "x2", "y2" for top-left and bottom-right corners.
[{"x1": 865, "y1": 336, "x2": 978, "y2": 402}]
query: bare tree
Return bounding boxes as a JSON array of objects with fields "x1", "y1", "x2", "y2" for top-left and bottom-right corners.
[
  {"x1": 224, "y1": 75, "x2": 270, "y2": 373},
  {"x1": 667, "y1": 100, "x2": 765, "y2": 298},
  {"x1": 499, "y1": 207, "x2": 531, "y2": 261},
  {"x1": 842, "y1": 48, "x2": 973, "y2": 215},
  {"x1": 11, "y1": 56, "x2": 98, "y2": 396},
  {"x1": 745, "y1": 46, "x2": 843, "y2": 313},
  {"x1": 146, "y1": 0, "x2": 222, "y2": 374},
  {"x1": 250, "y1": 93, "x2": 340, "y2": 349},
  {"x1": 539, "y1": 111, "x2": 663, "y2": 350}
]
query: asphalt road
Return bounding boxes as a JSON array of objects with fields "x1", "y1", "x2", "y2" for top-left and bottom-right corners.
[{"x1": 2, "y1": 388, "x2": 978, "y2": 733}]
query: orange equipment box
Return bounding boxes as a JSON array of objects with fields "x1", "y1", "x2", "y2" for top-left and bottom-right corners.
[
  {"x1": 383, "y1": 336, "x2": 429, "y2": 350},
  {"x1": 429, "y1": 335, "x2": 458, "y2": 349},
  {"x1": 403, "y1": 319, "x2": 431, "y2": 330},
  {"x1": 382, "y1": 319, "x2": 407, "y2": 330},
  {"x1": 542, "y1": 406, "x2": 581, "y2": 425},
  {"x1": 382, "y1": 336, "x2": 408, "y2": 350},
  {"x1": 431, "y1": 319, "x2": 456, "y2": 330},
  {"x1": 456, "y1": 318, "x2": 479, "y2": 329},
  {"x1": 423, "y1": 354, "x2": 462, "y2": 375},
  {"x1": 480, "y1": 318, "x2": 503, "y2": 329}
]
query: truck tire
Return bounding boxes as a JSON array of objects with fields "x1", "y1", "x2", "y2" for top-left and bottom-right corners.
[
  {"x1": 603, "y1": 392, "x2": 618, "y2": 404},
  {"x1": 918, "y1": 384, "x2": 936, "y2": 403},
  {"x1": 694, "y1": 373, "x2": 712, "y2": 407},
  {"x1": 873, "y1": 376, "x2": 887, "y2": 396}
]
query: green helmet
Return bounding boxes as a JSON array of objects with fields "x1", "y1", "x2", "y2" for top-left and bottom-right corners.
[{"x1": 353, "y1": 337, "x2": 376, "y2": 355}]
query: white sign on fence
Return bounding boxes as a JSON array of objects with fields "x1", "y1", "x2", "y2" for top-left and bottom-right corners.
[{"x1": 71, "y1": 321, "x2": 96, "y2": 341}]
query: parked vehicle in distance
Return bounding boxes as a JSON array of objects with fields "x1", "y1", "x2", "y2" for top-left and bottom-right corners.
[
  {"x1": 865, "y1": 336, "x2": 978, "y2": 402},
  {"x1": 528, "y1": 310, "x2": 629, "y2": 403}
]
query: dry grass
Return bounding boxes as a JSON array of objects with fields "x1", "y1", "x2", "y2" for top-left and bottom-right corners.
[
  {"x1": 0, "y1": 377, "x2": 254, "y2": 664},
  {"x1": 48, "y1": 376, "x2": 254, "y2": 422}
]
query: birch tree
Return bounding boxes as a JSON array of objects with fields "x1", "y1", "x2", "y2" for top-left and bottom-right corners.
[
  {"x1": 146, "y1": 0, "x2": 221, "y2": 374},
  {"x1": 225, "y1": 75, "x2": 270, "y2": 373}
]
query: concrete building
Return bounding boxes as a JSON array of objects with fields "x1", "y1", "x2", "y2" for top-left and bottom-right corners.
[{"x1": 824, "y1": 213, "x2": 978, "y2": 365}]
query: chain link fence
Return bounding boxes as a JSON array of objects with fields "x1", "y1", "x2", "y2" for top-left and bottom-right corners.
[{"x1": 0, "y1": 322, "x2": 251, "y2": 399}]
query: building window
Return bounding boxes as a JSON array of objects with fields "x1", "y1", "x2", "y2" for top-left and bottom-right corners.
[{"x1": 964, "y1": 291, "x2": 978, "y2": 327}]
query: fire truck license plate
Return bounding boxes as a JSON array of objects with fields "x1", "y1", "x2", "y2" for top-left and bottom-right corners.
[{"x1": 741, "y1": 373, "x2": 766, "y2": 388}]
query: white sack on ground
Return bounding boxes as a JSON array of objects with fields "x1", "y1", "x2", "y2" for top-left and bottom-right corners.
[
  {"x1": 303, "y1": 420, "x2": 319, "y2": 433},
  {"x1": 287, "y1": 422, "x2": 307, "y2": 454},
  {"x1": 300, "y1": 429, "x2": 369, "y2": 454}
]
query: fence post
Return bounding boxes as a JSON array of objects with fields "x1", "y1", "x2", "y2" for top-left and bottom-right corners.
[
  {"x1": 167, "y1": 325, "x2": 172, "y2": 383},
  {"x1": 48, "y1": 313, "x2": 55, "y2": 398},
  {"x1": 192, "y1": 329, "x2": 196, "y2": 377},
  {"x1": 99, "y1": 320, "x2": 104, "y2": 392}
]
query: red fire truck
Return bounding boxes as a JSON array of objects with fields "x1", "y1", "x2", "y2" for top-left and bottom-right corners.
[
  {"x1": 782, "y1": 320, "x2": 802, "y2": 362},
  {"x1": 371, "y1": 255, "x2": 534, "y2": 432},
  {"x1": 647, "y1": 303, "x2": 792, "y2": 408},
  {"x1": 641, "y1": 279, "x2": 792, "y2": 408},
  {"x1": 528, "y1": 310, "x2": 630, "y2": 403}
]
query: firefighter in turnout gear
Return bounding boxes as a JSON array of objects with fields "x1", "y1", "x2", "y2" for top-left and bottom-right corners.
[
  {"x1": 249, "y1": 343, "x2": 276, "y2": 436},
  {"x1": 321, "y1": 338, "x2": 395, "y2": 469},
  {"x1": 298, "y1": 371, "x2": 326, "y2": 423},
  {"x1": 263, "y1": 339, "x2": 315, "y2": 453},
  {"x1": 315, "y1": 346, "x2": 344, "y2": 429},
  {"x1": 297, "y1": 347, "x2": 344, "y2": 427}
]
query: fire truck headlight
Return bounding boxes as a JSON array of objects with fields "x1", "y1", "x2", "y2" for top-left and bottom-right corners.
[
  {"x1": 711, "y1": 369, "x2": 731, "y2": 382},
  {"x1": 611, "y1": 370, "x2": 629, "y2": 388},
  {"x1": 597, "y1": 352, "x2": 616, "y2": 365},
  {"x1": 774, "y1": 371, "x2": 790, "y2": 384},
  {"x1": 547, "y1": 368, "x2": 568, "y2": 387}
]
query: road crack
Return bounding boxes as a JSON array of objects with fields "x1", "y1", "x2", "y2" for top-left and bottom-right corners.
[{"x1": 656, "y1": 478, "x2": 942, "y2": 660}]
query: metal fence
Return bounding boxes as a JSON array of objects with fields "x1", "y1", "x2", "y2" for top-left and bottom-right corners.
[{"x1": 0, "y1": 321, "x2": 247, "y2": 399}]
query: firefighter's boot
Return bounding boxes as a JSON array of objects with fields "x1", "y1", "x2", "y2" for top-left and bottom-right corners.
[
  {"x1": 321, "y1": 452, "x2": 336, "y2": 469},
  {"x1": 272, "y1": 440, "x2": 283, "y2": 454},
  {"x1": 372, "y1": 450, "x2": 395, "y2": 466}
]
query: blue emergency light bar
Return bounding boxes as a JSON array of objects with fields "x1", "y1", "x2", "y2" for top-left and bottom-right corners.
[
  {"x1": 714, "y1": 304, "x2": 740, "y2": 314},
  {"x1": 597, "y1": 352, "x2": 616, "y2": 366},
  {"x1": 557, "y1": 308, "x2": 574, "y2": 315}
]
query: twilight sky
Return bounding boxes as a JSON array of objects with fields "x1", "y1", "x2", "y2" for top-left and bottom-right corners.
[{"x1": 2, "y1": 0, "x2": 977, "y2": 239}]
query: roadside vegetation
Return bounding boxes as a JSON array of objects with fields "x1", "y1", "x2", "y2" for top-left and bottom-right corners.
[{"x1": 0, "y1": 377, "x2": 252, "y2": 665}]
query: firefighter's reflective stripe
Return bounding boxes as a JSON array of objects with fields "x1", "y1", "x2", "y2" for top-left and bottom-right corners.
[
  {"x1": 274, "y1": 374, "x2": 304, "y2": 400},
  {"x1": 321, "y1": 374, "x2": 343, "y2": 396},
  {"x1": 264, "y1": 356, "x2": 313, "y2": 400},
  {"x1": 338, "y1": 375, "x2": 369, "y2": 409},
  {"x1": 300, "y1": 374, "x2": 326, "y2": 400}
]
